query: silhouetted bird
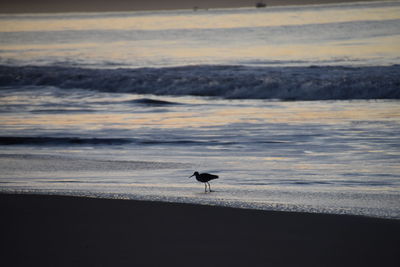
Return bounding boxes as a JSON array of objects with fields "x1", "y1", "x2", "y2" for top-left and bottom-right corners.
[{"x1": 189, "y1": 171, "x2": 219, "y2": 192}]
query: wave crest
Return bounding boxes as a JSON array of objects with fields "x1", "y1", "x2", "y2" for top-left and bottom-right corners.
[{"x1": 1, "y1": 65, "x2": 399, "y2": 100}]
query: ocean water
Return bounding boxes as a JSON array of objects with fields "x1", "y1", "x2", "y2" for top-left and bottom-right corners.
[{"x1": 0, "y1": 1, "x2": 400, "y2": 219}]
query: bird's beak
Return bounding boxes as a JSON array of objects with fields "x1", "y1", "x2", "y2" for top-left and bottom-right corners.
[{"x1": 189, "y1": 174, "x2": 194, "y2": 178}]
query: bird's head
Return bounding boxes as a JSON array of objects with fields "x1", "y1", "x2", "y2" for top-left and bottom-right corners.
[{"x1": 189, "y1": 171, "x2": 199, "y2": 178}]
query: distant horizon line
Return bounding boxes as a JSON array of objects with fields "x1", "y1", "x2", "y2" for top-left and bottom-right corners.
[{"x1": 0, "y1": 0, "x2": 392, "y2": 14}]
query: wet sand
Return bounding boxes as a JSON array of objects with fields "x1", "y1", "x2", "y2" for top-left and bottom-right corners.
[{"x1": 1, "y1": 193, "x2": 399, "y2": 267}]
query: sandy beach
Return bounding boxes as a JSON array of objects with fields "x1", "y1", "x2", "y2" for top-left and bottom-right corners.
[{"x1": 1, "y1": 193, "x2": 399, "y2": 267}]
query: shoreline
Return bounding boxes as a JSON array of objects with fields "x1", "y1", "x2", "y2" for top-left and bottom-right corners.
[
  {"x1": 0, "y1": 0, "x2": 389, "y2": 14},
  {"x1": 2, "y1": 189, "x2": 400, "y2": 220},
  {"x1": 1, "y1": 193, "x2": 399, "y2": 266}
]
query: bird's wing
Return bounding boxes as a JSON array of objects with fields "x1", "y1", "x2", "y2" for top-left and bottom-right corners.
[{"x1": 209, "y1": 174, "x2": 219, "y2": 179}]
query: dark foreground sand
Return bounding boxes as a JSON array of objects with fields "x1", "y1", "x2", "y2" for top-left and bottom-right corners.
[{"x1": 1, "y1": 194, "x2": 399, "y2": 267}]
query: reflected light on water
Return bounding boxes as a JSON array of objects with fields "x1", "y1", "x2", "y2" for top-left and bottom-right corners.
[
  {"x1": 1, "y1": 2, "x2": 399, "y2": 67},
  {"x1": 1, "y1": 5, "x2": 399, "y2": 32},
  {"x1": 1, "y1": 99, "x2": 399, "y2": 133}
]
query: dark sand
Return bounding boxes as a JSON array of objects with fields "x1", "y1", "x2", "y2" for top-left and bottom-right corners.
[{"x1": 1, "y1": 194, "x2": 399, "y2": 267}]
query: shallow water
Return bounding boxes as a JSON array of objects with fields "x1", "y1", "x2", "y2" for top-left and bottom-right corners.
[{"x1": 1, "y1": 87, "x2": 399, "y2": 218}]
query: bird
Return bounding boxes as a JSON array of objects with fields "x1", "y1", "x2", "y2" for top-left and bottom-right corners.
[{"x1": 189, "y1": 171, "x2": 219, "y2": 192}]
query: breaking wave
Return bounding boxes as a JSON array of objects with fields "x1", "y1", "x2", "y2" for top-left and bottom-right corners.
[
  {"x1": 0, "y1": 137, "x2": 132, "y2": 146},
  {"x1": 126, "y1": 98, "x2": 181, "y2": 106},
  {"x1": 0, "y1": 136, "x2": 239, "y2": 146},
  {"x1": 1, "y1": 64, "x2": 399, "y2": 100}
]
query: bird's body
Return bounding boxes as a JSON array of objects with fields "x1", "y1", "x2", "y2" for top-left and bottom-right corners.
[{"x1": 189, "y1": 171, "x2": 219, "y2": 192}]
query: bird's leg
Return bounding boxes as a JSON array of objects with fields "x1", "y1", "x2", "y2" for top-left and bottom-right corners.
[
  {"x1": 204, "y1": 183, "x2": 207, "y2": 193},
  {"x1": 208, "y1": 182, "x2": 212, "y2": 192}
]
